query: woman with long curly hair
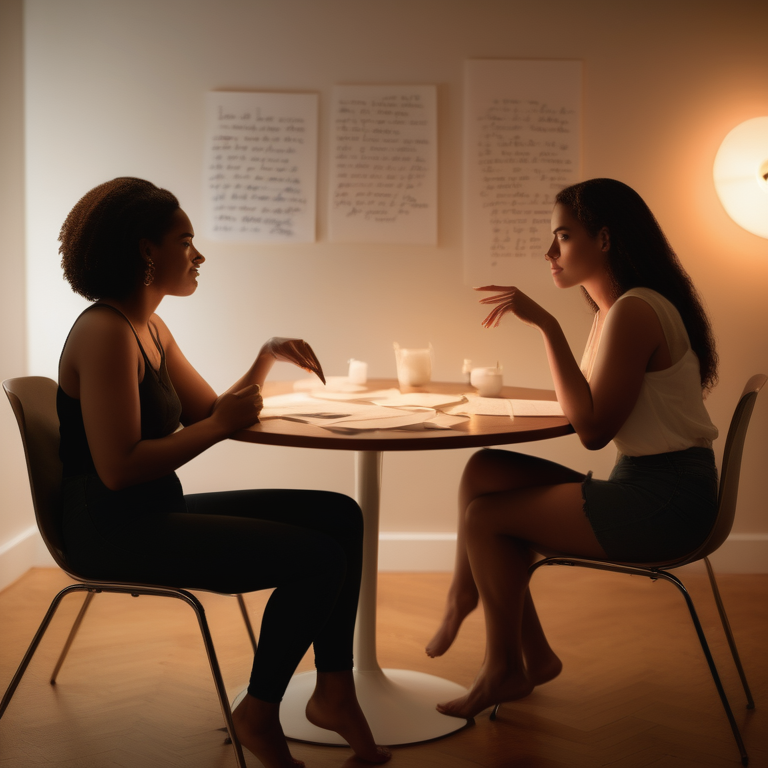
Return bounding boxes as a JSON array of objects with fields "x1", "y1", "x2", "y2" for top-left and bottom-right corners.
[{"x1": 427, "y1": 178, "x2": 719, "y2": 720}]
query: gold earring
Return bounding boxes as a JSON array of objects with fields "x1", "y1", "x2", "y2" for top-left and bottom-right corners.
[{"x1": 143, "y1": 259, "x2": 155, "y2": 286}]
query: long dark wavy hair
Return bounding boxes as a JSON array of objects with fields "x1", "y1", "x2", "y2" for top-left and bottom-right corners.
[
  {"x1": 59, "y1": 177, "x2": 180, "y2": 301},
  {"x1": 555, "y1": 178, "x2": 718, "y2": 391}
]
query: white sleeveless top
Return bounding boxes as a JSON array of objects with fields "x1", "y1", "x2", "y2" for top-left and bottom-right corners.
[{"x1": 580, "y1": 287, "x2": 718, "y2": 456}]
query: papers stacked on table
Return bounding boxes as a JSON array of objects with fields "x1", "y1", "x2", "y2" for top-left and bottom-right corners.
[
  {"x1": 259, "y1": 379, "x2": 564, "y2": 432},
  {"x1": 260, "y1": 390, "x2": 469, "y2": 432}
]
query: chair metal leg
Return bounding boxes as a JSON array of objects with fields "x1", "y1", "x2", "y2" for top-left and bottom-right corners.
[
  {"x1": 516, "y1": 558, "x2": 750, "y2": 766},
  {"x1": 704, "y1": 557, "x2": 755, "y2": 709},
  {"x1": 172, "y1": 588, "x2": 247, "y2": 768},
  {"x1": 236, "y1": 594, "x2": 258, "y2": 654},
  {"x1": 51, "y1": 589, "x2": 97, "y2": 683},
  {"x1": 0, "y1": 583, "x2": 90, "y2": 719},
  {"x1": 643, "y1": 570, "x2": 749, "y2": 766},
  {"x1": 2, "y1": 582, "x2": 247, "y2": 767}
]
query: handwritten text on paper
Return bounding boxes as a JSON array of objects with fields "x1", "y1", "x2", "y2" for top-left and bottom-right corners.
[{"x1": 204, "y1": 92, "x2": 318, "y2": 243}]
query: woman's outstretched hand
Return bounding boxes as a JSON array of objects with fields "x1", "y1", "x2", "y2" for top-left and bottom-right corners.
[
  {"x1": 264, "y1": 337, "x2": 326, "y2": 384},
  {"x1": 476, "y1": 285, "x2": 552, "y2": 330}
]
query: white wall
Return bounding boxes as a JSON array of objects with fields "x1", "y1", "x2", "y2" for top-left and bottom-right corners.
[
  {"x1": 0, "y1": 0, "x2": 44, "y2": 591},
  {"x1": 1, "y1": 0, "x2": 767, "y2": 588}
]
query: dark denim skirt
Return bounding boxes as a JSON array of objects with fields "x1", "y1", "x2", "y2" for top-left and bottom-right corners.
[{"x1": 582, "y1": 447, "x2": 718, "y2": 562}]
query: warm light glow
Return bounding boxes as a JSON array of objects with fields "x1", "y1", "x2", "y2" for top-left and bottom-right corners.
[{"x1": 713, "y1": 117, "x2": 768, "y2": 239}]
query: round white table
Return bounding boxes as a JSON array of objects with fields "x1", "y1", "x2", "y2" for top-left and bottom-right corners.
[{"x1": 233, "y1": 379, "x2": 572, "y2": 746}]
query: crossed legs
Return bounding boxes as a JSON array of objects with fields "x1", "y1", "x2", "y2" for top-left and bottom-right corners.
[{"x1": 426, "y1": 449, "x2": 607, "y2": 719}]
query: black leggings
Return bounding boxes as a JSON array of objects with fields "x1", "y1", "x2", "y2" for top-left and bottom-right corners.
[{"x1": 61, "y1": 473, "x2": 364, "y2": 702}]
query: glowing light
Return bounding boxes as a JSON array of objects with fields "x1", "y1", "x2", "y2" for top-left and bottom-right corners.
[{"x1": 713, "y1": 117, "x2": 768, "y2": 239}]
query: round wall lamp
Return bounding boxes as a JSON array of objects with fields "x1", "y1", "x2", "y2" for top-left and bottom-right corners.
[{"x1": 713, "y1": 116, "x2": 768, "y2": 239}]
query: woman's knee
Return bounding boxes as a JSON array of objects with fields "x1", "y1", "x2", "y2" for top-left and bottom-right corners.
[
  {"x1": 465, "y1": 447, "x2": 507, "y2": 475},
  {"x1": 316, "y1": 492, "x2": 364, "y2": 546},
  {"x1": 463, "y1": 449, "x2": 581, "y2": 498},
  {"x1": 464, "y1": 494, "x2": 498, "y2": 537},
  {"x1": 461, "y1": 448, "x2": 526, "y2": 499},
  {"x1": 295, "y1": 531, "x2": 349, "y2": 586}
]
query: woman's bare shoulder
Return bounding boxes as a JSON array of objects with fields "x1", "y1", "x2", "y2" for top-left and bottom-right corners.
[
  {"x1": 66, "y1": 305, "x2": 133, "y2": 345},
  {"x1": 603, "y1": 294, "x2": 671, "y2": 370},
  {"x1": 60, "y1": 306, "x2": 139, "y2": 395},
  {"x1": 607, "y1": 294, "x2": 664, "y2": 335}
]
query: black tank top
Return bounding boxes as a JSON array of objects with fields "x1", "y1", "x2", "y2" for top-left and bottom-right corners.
[{"x1": 57, "y1": 304, "x2": 182, "y2": 478}]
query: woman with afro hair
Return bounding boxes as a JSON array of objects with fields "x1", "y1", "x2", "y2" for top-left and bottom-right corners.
[{"x1": 57, "y1": 177, "x2": 390, "y2": 768}]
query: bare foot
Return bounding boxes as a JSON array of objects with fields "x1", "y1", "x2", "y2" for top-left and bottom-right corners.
[
  {"x1": 436, "y1": 669, "x2": 534, "y2": 720},
  {"x1": 425, "y1": 590, "x2": 479, "y2": 658},
  {"x1": 526, "y1": 650, "x2": 562, "y2": 687},
  {"x1": 232, "y1": 694, "x2": 304, "y2": 768},
  {"x1": 306, "y1": 671, "x2": 391, "y2": 764}
]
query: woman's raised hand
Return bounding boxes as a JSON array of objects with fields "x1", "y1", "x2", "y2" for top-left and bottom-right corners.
[
  {"x1": 264, "y1": 337, "x2": 326, "y2": 384},
  {"x1": 475, "y1": 285, "x2": 552, "y2": 330},
  {"x1": 211, "y1": 384, "x2": 263, "y2": 432}
]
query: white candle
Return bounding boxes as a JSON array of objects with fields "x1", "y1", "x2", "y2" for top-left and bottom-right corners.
[{"x1": 348, "y1": 359, "x2": 368, "y2": 385}]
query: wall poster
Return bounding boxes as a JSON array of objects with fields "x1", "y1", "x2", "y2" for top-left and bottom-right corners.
[
  {"x1": 464, "y1": 60, "x2": 581, "y2": 285},
  {"x1": 329, "y1": 84, "x2": 438, "y2": 245},
  {"x1": 204, "y1": 91, "x2": 318, "y2": 243}
]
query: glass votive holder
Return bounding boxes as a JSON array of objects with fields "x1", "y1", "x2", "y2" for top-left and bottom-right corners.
[
  {"x1": 394, "y1": 343, "x2": 432, "y2": 387},
  {"x1": 470, "y1": 366, "x2": 504, "y2": 397}
]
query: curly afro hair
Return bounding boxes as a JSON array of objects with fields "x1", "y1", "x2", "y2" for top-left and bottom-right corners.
[
  {"x1": 59, "y1": 177, "x2": 180, "y2": 301},
  {"x1": 555, "y1": 178, "x2": 718, "y2": 391}
]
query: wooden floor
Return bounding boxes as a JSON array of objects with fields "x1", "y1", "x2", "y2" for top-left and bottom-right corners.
[{"x1": 0, "y1": 567, "x2": 766, "y2": 767}]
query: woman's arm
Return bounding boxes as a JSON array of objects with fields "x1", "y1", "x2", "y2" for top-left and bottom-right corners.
[
  {"x1": 477, "y1": 287, "x2": 666, "y2": 450},
  {"x1": 157, "y1": 317, "x2": 325, "y2": 426},
  {"x1": 70, "y1": 311, "x2": 262, "y2": 490}
]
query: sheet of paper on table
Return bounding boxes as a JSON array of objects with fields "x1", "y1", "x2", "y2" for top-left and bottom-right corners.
[
  {"x1": 263, "y1": 390, "x2": 469, "y2": 431},
  {"x1": 508, "y1": 399, "x2": 565, "y2": 417},
  {"x1": 443, "y1": 395, "x2": 515, "y2": 418},
  {"x1": 269, "y1": 380, "x2": 563, "y2": 430},
  {"x1": 261, "y1": 394, "x2": 431, "y2": 426},
  {"x1": 369, "y1": 392, "x2": 468, "y2": 409},
  {"x1": 259, "y1": 392, "x2": 456, "y2": 432},
  {"x1": 443, "y1": 395, "x2": 565, "y2": 419}
]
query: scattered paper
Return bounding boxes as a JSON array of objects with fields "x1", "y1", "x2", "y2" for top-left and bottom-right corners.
[
  {"x1": 508, "y1": 399, "x2": 564, "y2": 417},
  {"x1": 444, "y1": 395, "x2": 515, "y2": 418},
  {"x1": 322, "y1": 408, "x2": 435, "y2": 432},
  {"x1": 261, "y1": 383, "x2": 562, "y2": 431},
  {"x1": 370, "y1": 392, "x2": 467, "y2": 409},
  {"x1": 396, "y1": 413, "x2": 470, "y2": 430},
  {"x1": 261, "y1": 398, "x2": 432, "y2": 427}
]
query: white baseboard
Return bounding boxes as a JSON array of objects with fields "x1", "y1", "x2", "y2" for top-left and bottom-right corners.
[
  {"x1": 2, "y1": 530, "x2": 766, "y2": 590},
  {"x1": 377, "y1": 531, "x2": 768, "y2": 574},
  {"x1": 0, "y1": 525, "x2": 56, "y2": 591},
  {"x1": 378, "y1": 532, "x2": 459, "y2": 572},
  {"x1": 704, "y1": 533, "x2": 768, "y2": 574}
]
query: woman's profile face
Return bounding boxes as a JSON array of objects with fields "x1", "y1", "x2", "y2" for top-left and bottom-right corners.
[
  {"x1": 545, "y1": 203, "x2": 608, "y2": 290},
  {"x1": 144, "y1": 208, "x2": 205, "y2": 297}
]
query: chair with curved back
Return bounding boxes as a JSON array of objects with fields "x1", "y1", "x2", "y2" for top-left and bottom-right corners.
[
  {"x1": 491, "y1": 373, "x2": 766, "y2": 767},
  {"x1": 0, "y1": 375, "x2": 262, "y2": 768}
]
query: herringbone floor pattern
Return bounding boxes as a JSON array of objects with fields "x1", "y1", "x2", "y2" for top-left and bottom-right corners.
[{"x1": 1, "y1": 567, "x2": 766, "y2": 767}]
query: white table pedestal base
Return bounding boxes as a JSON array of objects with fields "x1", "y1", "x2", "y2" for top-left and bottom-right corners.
[{"x1": 279, "y1": 668, "x2": 468, "y2": 746}]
